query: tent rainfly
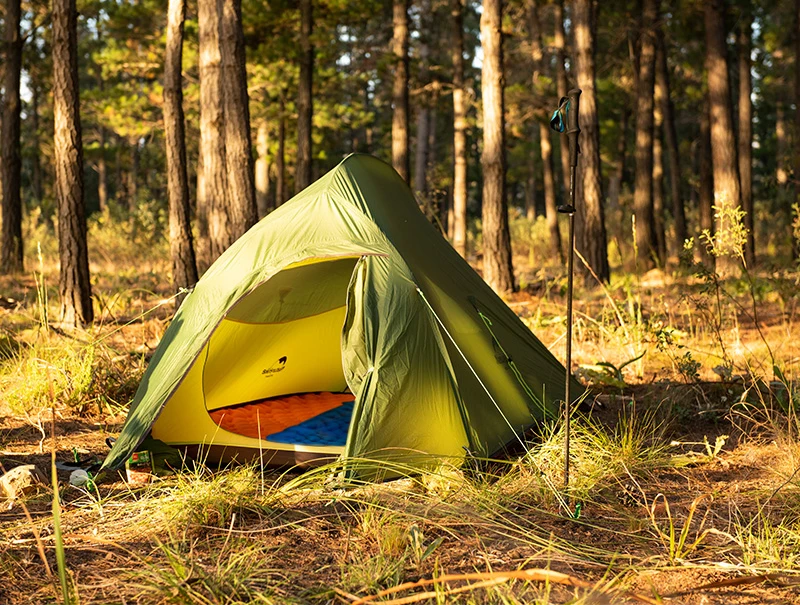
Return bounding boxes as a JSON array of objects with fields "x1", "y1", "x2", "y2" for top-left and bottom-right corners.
[{"x1": 102, "y1": 154, "x2": 573, "y2": 474}]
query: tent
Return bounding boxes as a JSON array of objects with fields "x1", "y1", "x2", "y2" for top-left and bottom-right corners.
[{"x1": 102, "y1": 154, "x2": 573, "y2": 473}]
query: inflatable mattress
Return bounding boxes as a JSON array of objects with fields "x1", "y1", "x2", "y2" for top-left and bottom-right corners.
[{"x1": 208, "y1": 391, "x2": 355, "y2": 447}]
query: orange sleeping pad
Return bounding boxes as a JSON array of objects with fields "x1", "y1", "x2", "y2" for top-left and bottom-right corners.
[{"x1": 208, "y1": 391, "x2": 354, "y2": 440}]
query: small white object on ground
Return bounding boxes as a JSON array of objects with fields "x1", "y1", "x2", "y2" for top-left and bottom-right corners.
[{"x1": 69, "y1": 469, "x2": 90, "y2": 487}]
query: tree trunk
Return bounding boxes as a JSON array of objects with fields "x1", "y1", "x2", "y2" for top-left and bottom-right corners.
[
  {"x1": 699, "y1": 105, "x2": 715, "y2": 269},
  {"x1": 608, "y1": 106, "x2": 628, "y2": 209},
  {"x1": 130, "y1": 142, "x2": 139, "y2": 207},
  {"x1": 451, "y1": 0, "x2": 468, "y2": 257},
  {"x1": 197, "y1": 0, "x2": 230, "y2": 266},
  {"x1": 392, "y1": 0, "x2": 410, "y2": 182},
  {"x1": 526, "y1": 139, "x2": 537, "y2": 222},
  {"x1": 705, "y1": 0, "x2": 742, "y2": 276},
  {"x1": 256, "y1": 121, "x2": 270, "y2": 218},
  {"x1": 777, "y1": 102, "x2": 789, "y2": 186},
  {"x1": 737, "y1": 15, "x2": 754, "y2": 267},
  {"x1": 97, "y1": 126, "x2": 108, "y2": 212},
  {"x1": 573, "y1": 0, "x2": 609, "y2": 282},
  {"x1": 528, "y1": 0, "x2": 563, "y2": 262},
  {"x1": 165, "y1": 0, "x2": 199, "y2": 298},
  {"x1": 540, "y1": 122, "x2": 563, "y2": 262},
  {"x1": 657, "y1": 31, "x2": 687, "y2": 252},
  {"x1": 414, "y1": 110, "x2": 430, "y2": 198},
  {"x1": 53, "y1": 0, "x2": 93, "y2": 325},
  {"x1": 414, "y1": 0, "x2": 432, "y2": 199},
  {"x1": 295, "y1": 0, "x2": 313, "y2": 193},
  {"x1": 221, "y1": 0, "x2": 257, "y2": 239},
  {"x1": 554, "y1": 0, "x2": 571, "y2": 202},
  {"x1": 1, "y1": 0, "x2": 23, "y2": 272},
  {"x1": 276, "y1": 94, "x2": 286, "y2": 206},
  {"x1": 480, "y1": 0, "x2": 515, "y2": 293},
  {"x1": 791, "y1": 0, "x2": 800, "y2": 261},
  {"x1": 31, "y1": 81, "x2": 43, "y2": 203},
  {"x1": 652, "y1": 40, "x2": 667, "y2": 264},
  {"x1": 632, "y1": 0, "x2": 659, "y2": 270}
]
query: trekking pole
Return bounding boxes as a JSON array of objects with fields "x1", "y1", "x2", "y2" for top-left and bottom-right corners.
[{"x1": 550, "y1": 88, "x2": 581, "y2": 493}]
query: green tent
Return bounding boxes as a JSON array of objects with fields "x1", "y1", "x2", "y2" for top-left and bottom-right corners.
[{"x1": 102, "y1": 154, "x2": 572, "y2": 473}]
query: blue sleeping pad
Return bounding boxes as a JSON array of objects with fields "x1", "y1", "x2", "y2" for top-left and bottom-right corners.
[{"x1": 267, "y1": 400, "x2": 355, "y2": 446}]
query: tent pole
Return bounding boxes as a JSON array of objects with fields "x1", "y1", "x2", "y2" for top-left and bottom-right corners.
[{"x1": 553, "y1": 88, "x2": 582, "y2": 494}]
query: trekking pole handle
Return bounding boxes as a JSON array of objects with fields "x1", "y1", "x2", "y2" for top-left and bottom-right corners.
[{"x1": 566, "y1": 88, "x2": 581, "y2": 169}]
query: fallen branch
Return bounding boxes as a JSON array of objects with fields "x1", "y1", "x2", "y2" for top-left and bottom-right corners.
[{"x1": 346, "y1": 568, "x2": 660, "y2": 605}]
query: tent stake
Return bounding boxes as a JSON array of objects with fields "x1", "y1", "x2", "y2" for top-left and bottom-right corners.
[{"x1": 551, "y1": 88, "x2": 582, "y2": 495}]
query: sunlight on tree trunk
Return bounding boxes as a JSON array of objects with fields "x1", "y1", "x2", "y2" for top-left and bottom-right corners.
[
  {"x1": 1, "y1": 0, "x2": 23, "y2": 273},
  {"x1": 793, "y1": 0, "x2": 800, "y2": 259},
  {"x1": 573, "y1": 0, "x2": 609, "y2": 283},
  {"x1": 657, "y1": 31, "x2": 687, "y2": 253},
  {"x1": 53, "y1": 0, "x2": 93, "y2": 326},
  {"x1": 699, "y1": 105, "x2": 715, "y2": 270},
  {"x1": 554, "y1": 0, "x2": 571, "y2": 203},
  {"x1": 451, "y1": 0, "x2": 468, "y2": 258},
  {"x1": 653, "y1": 40, "x2": 667, "y2": 264},
  {"x1": 296, "y1": 0, "x2": 313, "y2": 193},
  {"x1": 632, "y1": 0, "x2": 659, "y2": 270},
  {"x1": 197, "y1": 0, "x2": 230, "y2": 266},
  {"x1": 481, "y1": 0, "x2": 515, "y2": 294},
  {"x1": 705, "y1": 0, "x2": 742, "y2": 276},
  {"x1": 164, "y1": 0, "x2": 199, "y2": 299},
  {"x1": 392, "y1": 0, "x2": 410, "y2": 183},
  {"x1": 221, "y1": 0, "x2": 257, "y2": 240},
  {"x1": 255, "y1": 121, "x2": 271, "y2": 219},
  {"x1": 276, "y1": 94, "x2": 286, "y2": 207},
  {"x1": 527, "y1": 0, "x2": 563, "y2": 263},
  {"x1": 738, "y1": 15, "x2": 754, "y2": 267}
]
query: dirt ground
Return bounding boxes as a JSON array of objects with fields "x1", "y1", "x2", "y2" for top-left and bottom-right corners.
[{"x1": 1, "y1": 262, "x2": 800, "y2": 604}]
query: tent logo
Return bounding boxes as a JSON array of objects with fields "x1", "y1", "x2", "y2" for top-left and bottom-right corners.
[{"x1": 262, "y1": 356, "x2": 287, "y2": 377}]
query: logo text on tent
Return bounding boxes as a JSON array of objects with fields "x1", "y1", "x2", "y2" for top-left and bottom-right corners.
[{"x1": 262, "y1": 356, "x2": 287, "y2": 377}]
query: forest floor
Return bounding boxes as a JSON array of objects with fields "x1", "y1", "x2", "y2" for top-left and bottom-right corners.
[{"x1": 1, "y1": 234, "x2": 800, "y2": 604}]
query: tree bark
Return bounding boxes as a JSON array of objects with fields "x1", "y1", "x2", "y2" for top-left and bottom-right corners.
[
  {"x1": 777, "y1": 102, "x2": 789, "y2": 186},
  {"x1": 705, "y1": 0, "x2": 742, "y2": 276},
  {"x1": 1, "y1": 0, "x2": 23, "y2": 272},
  {"x1": 392, "y1": 0, "x2": 410, "y2": 182},
  {"x1": 31, "y1": 80, "x2": 43, "y2": 204},
  {"x1": 165, "y1": 0, "x2": 199, "y2": 298},
  {"x1": 573, "y1": 0, "x2": 609, "y2": 282},
  {"x1": 97, "y1": 126, "x2": 108, "y2": 212},
  {"x1": 657, "y1": 31, "x2": 687, "y2": 252},
  {"x1": 451, "y1": 0, "x2": 468, "y2": 257},
  {"x1": 791, "y1": 0, "x2": 800, "y2": 261},
  {"x1": 197, "y1": 0, "x2": 230, "y2": 265},
  {"x1": 276, "y1": 94, "x2": 287, "y2": 206},
  {"x1": 540, "y1": 122, "x2": 563, "y2": 263},
  {"x1": 652, "y1": 39, "x2": 667, "y2": 264},
  {"x1": 221, "y1": 0, "x2": 257, "y2": 239},
  {"x1": 737, "y1": 15, "x2": 754, "y2": 267},
  {"x1": 414, "y1": 0, "x2": 432, "y2": 199},
  {"x1": 480, "y1": 0, "x2": 514, "y2": 293},
  {"x1": 256, "y1": 121, "x2": 270, "y2": 218},
  {"x1": 699, "y1": 105, "x2": 715, "y2": 269},
  {"x1": 607, "y1": 106, "x2": 628, "y2": 209},
  {"x1": 632, "y1": 0, "x2": 659, "y2": 270},
  {"x1": 526, "y1": 138, "x2": 537, "y2": 222},
  {"x1": 295, "y1": 0, "x2": 313, "y2": 193},
  {"x1": 53, "y1": 0, "x2": 93, "y2": 325},
  {"x1": 554, "y1": 0, "x2": 571, "y2": 202},
  {"x1": 528, "y1": 0, "x2": 563, "y2": 262}
]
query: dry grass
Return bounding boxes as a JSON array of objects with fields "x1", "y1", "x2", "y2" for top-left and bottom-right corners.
[{"x1": 1, "y1": 215, "x2": 800, "y2": 603}]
